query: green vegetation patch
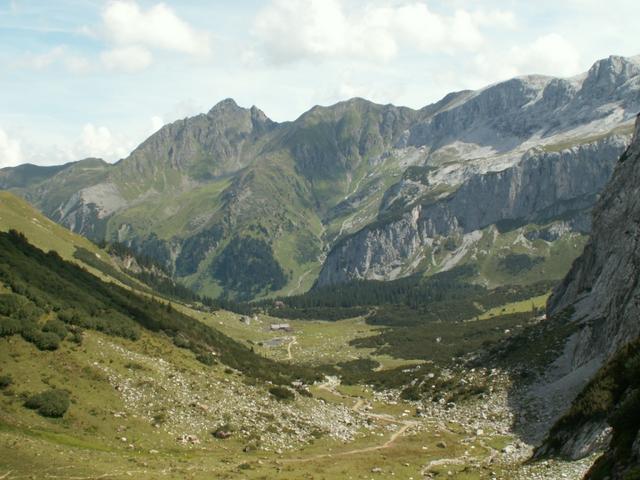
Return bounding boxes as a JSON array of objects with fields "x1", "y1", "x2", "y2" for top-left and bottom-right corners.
[
  {"x1": 268, "y1": 386, "x2": 295, "y2": 401},
  {"x1": 211, "y1": 236, "x2": 288, "y2": 300},
  {"x1": 24, "y1": 389, "x2": 70, "y2": 418},
  {"x1": 352, "y1": 311, "x2": 535, "y2": 364},
  {"x1": 498, "y1": 254, "x2": 544, "y2": 275}
]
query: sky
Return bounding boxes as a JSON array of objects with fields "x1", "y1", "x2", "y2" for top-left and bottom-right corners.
[{"x1": 0, "y1": 0, "x2": 639, "y2": 167}]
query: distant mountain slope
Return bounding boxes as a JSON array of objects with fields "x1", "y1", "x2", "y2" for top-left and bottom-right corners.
[
  {"x1": 2, "y1": 55, "x2": 639, "y2": 300},
  {"x1": 317, "y1": 134, "x2": 627, "y2": 288},
  {"x1": 0, "y1": 162, "x2": 69, "y2": 189},
  {"x1": 318, "y1": 55, "x2": 640, "y2": 288}
]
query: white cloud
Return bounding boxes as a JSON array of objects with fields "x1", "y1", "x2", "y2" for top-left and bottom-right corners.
[
  {"x1": 473, "y1": 33, "x2": 582, "y2": 85},
  {"x1": 509, "y1": 33, "x2": 582, "y2": 77},
  {"x1": 102, "y1": 1, "x2": 211, "y2": 57},
  {"x1": 76, "y1": 124, "x2": 132, "y2": 161},
  {"x1": 12, "y1": 2, "x2": 211, "y2": 76},
  {"x1": 165, "y1": 99, "x2": 205, "y2": 121},
  {"x1": 0, "y1": 128, "x2": 23, "y2": 168},
  {"x1": 101, "y1": 45, "x2": 153, "y2": 72},
  {"x1": 150, "y1": 116, "x2": 164, "y2": 133},
  {"x1": 12, "y1": 123, "x2": 145, "y2": 166},
  {"x1": 472, "y1": 10, "x2": 517, "y2": 29},
  {"x1": 252, "y1": 0, "x2": 516, "y2": 64},
  {"x1": 21, "y1": 46, "x2": 64, "y2": 69},
  {"x1": 313, "y1": 73, "x2": 404, "y2": 107},
  {"x1": 64, "y1": 56, "x2": 92, "y2": 74},
  {"x1": 15, "y1": 46, "x2": 92, "y2": 73},
  {"x1": 252, "y1": 0, "x2": 354, "y2": 63}
]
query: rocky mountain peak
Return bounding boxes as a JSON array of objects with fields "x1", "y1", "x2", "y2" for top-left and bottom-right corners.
[
  {"x1": 207, "y1": 98, "x2": 242, "y2": 115},
  {"x1": 579, "y1": 55, "x2": 640, "y2": 97},
  {"x1": 205, "y1": 99, "x2": 275, "y2": 132}
]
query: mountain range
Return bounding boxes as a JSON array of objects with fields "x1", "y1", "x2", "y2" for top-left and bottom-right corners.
[{"x1": 2, "y1": 54, "x2": 640, "y2": 300}]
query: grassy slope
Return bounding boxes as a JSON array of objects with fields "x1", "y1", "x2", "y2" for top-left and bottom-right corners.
[
  {"x1": 0, "y1": 191, "x2": 103, "y2": 261},
  {"x1": 0, "y1": 230, "x2": 316, "y2": 384},
  {"x1": 105, "y1": 177, "x2": 232, "y2": 241},
  {"x1": 0, "y1": 324, "x2": 590, "y2": 480},
  {"x1": 0, "y1": 327, "x2": 495, "y2": 479},
  {"x1": 23, "y1": 159, "x2": 111, "y2": 219},
  {"x1": 0, "y1": 191, "x2": 157, "y2": 295},
  {"x1": 192, "y1": 308, "x2": 421, "y2": 370},
  {"x1": 477, "y1": 293, "x2": 549, "y2": 320}
]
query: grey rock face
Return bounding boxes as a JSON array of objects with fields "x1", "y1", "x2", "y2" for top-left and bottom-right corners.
[
  {"x1": 408, "y1": 56, "x2": 640, "y2": 149},
  {"x1": 578, "y1": 55, "x2": 640, "y2": 101},
  {"x1": 549, "y1": 115, "x2": 640, "y2": 364},
  {"x1": 317, "y1": 136, "x2": 628, "y2": 286},
  {"x1": 542, "y1": 421, "x2": 612, "y2": 461},
  {"x1": 528, "y1": 116, "x2": 640, "y2": 463}
]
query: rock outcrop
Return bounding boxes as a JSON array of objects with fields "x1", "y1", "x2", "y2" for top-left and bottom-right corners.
[{"x1": 118, "y1": 98, "x2": 276, "y2": 181}]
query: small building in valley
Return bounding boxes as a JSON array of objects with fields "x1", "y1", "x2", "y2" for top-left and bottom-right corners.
[{"x1": 270, "y1": 323, "x2": 292, "y2": 332}]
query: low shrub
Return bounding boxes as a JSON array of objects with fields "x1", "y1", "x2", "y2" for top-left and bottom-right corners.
[
  {"x1": 21, "y1": 329, "x2": 60, "y2": 351},
  {"x1": 0, "y1": 316, "x2": 21, "y2": 337},
  {"x1": 24, "y1": 389, "x2": 70, "y2": 417},
  {"x1": 295, "y1": 386, "x2": 313, "y2": 398},
  {"x1": 42, "y1": 319, "x2": 68, "y2": 340},
  {"x1": 195, "y1": 352, "x2": 217, "y2": 366},
  {"x1": 124, "y1": 362, "x2": 146, "y2": 370},
  {"x1": 269, "y1": 386, "x2": 295, "y2": 401},
  {"x1": 33, "y1": 331, "x2": 61, "y2": 351},
  {"x1": 69, "y1": 328, "x2": 83, "y2": 345},
  {"x1": 0, "y1": 374, "x2": 12, "y2": 389},
  {"x1": 400, "y1": 384, "x2": 421, "y2": 401},
  {"x1": 173, "y1": 335, "x2": 191, "y2": 349},
  {"x1": 623, "y1": 467, "x2": 640, "y2": 480}
]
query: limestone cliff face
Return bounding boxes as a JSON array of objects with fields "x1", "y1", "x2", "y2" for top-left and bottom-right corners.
[
  {"x1": 549, "y1": 116, "x2": 640, "y2": 363},
  {"x1": 548, "y1": 115, "x2": 640, "y2": 368},
  {"x1": 528, "y1": 116, "x2": 640, "y2": 469},
  {"x1": 317, "y1": 136, "x2": 628, "y2": 286}
]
